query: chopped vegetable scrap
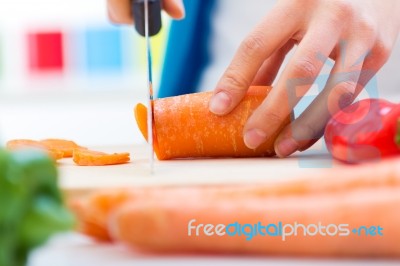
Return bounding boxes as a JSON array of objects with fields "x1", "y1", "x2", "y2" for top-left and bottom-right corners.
[
  {"x1": 6, "y1": 139, "x2": 130, "y2": 166},
  {"x1": 73, "y1": 148, "x2": 130, "y2": 166},
  {"x1": 6, "y1": 139, "x2": 64, "y2": 160},
  {"x1": 40, "y1": 138, "x2": 86, "y2": 158}
]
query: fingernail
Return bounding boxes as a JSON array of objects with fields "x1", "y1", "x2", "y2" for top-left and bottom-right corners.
[
  {"x1": 275, "y1": 138, "x2": 299, "y2": 158},
  {"x1": 244, "y1": 129, "x2": 267, "y2": 149},
  {"x1": 209, "y1": 92, "x2": 231, "y2": 115}
]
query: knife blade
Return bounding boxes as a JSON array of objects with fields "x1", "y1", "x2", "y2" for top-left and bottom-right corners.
[{"x1": 132, "y1": 0, "x2": 162, "y2": 174}]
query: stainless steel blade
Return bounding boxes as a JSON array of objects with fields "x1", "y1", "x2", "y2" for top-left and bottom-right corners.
[{"x1": 144, "y1": 0, "x2": 154, "y2": 174}]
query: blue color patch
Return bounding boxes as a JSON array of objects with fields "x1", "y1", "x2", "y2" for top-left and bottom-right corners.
[{"x1": 84, "y1": 27, "x2": 124, "y2": 73}]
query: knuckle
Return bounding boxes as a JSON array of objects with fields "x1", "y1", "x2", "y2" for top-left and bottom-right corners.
[
  {"x1": 357, "y1": 17, "x2": 378, "y2": 37},
  {"x1": 373, "y1": 40, "x2": 392, "y2": 63},
  {"x1": 330, "y1": 0, "x2": 355, "y2": 20},
  {"x1": 332, "y1": 81, "x2": 356, "y2": 110},
  {"x1": 293, "y1": 0, "x2": 312, "y2": 7},
  {"x1": 291, "y1": 57, "x2": 319, "y2": 78},
  {"x1": 240, "y1": 33, "x2": 267, "y2": 58},
  {"x1": 294, "y1": 123, "x2": 320, "y2": 142},
  {"x1": 264, "y1": 110, "x2": 285, "y2": 128},
  {"x1": 221, "y1": 70, "x2": 250, "y2": 91},
  {"x1": 295, "y1": 0, "x2": 327, "y2": 10}
]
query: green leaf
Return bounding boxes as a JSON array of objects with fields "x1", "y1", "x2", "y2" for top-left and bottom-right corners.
[
  {"x1": 0, "y1": 149, "x2": 74, "y2": 266},
  {"x1": 19, "y1": 196, "x2": 74, "y2": 248}
]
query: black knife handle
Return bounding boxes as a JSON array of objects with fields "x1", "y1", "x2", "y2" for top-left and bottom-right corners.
[{"x1": 132, "y1": 0, "x2": 162, "y2": 37}]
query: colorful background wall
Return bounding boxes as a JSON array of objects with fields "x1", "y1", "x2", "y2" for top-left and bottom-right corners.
[{"x1": 0, "y1": 0, "x2": 169, "y2": 146}]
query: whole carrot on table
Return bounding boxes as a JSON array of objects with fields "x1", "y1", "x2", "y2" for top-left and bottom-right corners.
[
  {"x1": 134, "y1": 86, "x2": 291, "y2": 160},
  {"x1": 71, "y1": 157, "x2": 400, "y2": 257}
]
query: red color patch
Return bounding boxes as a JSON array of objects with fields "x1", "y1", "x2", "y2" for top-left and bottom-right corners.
[{"x1": 28, "y1": 32, "x2": 64, "y2": 72}]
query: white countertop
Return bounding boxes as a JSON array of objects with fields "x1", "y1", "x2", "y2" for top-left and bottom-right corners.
[{"x1": 28, "y1": 233, "x2": 399, "y2": 266}]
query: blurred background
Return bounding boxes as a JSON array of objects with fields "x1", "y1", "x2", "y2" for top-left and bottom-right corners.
[
  {"x1": 1, "y1": 0, "x2": 399, "y2": 148},
  {"x1": 0, "y1": 0, "x2": 169, "y2": 146}
]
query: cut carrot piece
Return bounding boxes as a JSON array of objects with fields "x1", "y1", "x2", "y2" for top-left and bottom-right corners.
[
  {"x1": 134, "y1": 102, "x2": 160, "y2": 157},
  {"x1": 71, "y1": 158, "x2": 400, "y2": 257},
  {"x1": 6, "y1": 139, "x2": 64, "y2": 160},
  {"x1": 68, "y1": 189, "x2": 138, "y2": 241},
  {"x1": 40, "y1": 138, "x2": 86, "y2": 158},
  {"x1": 72, "y1": 148, "x2": 130, "y2": 166},
  {"x1": 134, "y1": 86, "x2": 290, "y2": 160},
  {"x1": 7, "y1": 139, "x2": 46, "y2": 150},
  {"x1": 134, "y1": 103, "x2": 149, "y2": 141}
]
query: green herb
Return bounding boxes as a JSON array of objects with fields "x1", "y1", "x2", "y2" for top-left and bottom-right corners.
[{"x1": 0, "y1": 149, "x2": 74, "y2": 266}]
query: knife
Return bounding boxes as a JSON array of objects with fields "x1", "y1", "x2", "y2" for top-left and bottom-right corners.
[{"x1": 131, "y1": 0, "x2": 162, "y2": 173}]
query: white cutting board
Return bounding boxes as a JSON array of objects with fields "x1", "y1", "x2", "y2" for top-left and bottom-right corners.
[{"x1": 58, "y1": 142, "x2": 344, "y2": 198}]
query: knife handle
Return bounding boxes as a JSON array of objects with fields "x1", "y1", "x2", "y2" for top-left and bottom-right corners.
[{"x1": 132, "y1": 0, "x2": 162, "y2": 37}]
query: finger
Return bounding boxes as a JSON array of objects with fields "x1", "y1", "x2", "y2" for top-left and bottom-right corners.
[
  {"x1": 108, "y1": 0, "x2": 133, "y2": 24},
  {"x1": 274, "y1": 41, "x2": 375, "y2": 157},
  {"x1": 162, "y1": 0, "x2": 185, "y2": 19},
  {"x1": 251, "y1": 40, "x2": 295, "y2": 86},
  {"x1": 292, "y1": 43, "x2": 389, "y2": 153},
  {"x1": 209, "y1": 3, "x2": 301, "y2": 115},
  {"x1": 243, "y1": 23, "x2": 341, "y2": 150}
]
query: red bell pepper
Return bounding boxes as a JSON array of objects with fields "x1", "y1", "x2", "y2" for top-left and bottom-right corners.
[{"x1": 324, "y1": 98, "x2": 400, "y2": 163}]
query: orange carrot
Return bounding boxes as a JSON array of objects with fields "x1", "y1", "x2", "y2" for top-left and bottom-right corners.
[
  {"x1": 6, "y1": 139, "x2": 64, "y2": 160},
  {"x1": 40, "y1": 138, "x2": 86, "y2": 158},
  {"x1": 114, "y1": 186, "x2": 400, "y2": 257},
  {"x1": 71, "y1": 158, "x2": 400, "y2": 257},
  {"x1": 72, "y1": 148, "x2": 130, "y2": 166},
  {"x1": 134, "y1": 86, "x2": 291, "y2": 160},
  {"x1": 68, "y1": 189, "x2": 136, "y2": 241}
]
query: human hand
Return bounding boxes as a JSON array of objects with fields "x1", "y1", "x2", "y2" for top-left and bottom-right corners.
[
  {"x1": 209, "y1": 0, "x2": 400, "y2": 157},
  {"x1": 107, "y1": 0, "x2": 185, "y2": 24}
]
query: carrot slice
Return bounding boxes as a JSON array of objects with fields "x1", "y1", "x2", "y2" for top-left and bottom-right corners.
[
  {"x1": 134, "y1": 103, "x2": 149, "y2": 141},
  {"x1": 134, "y1": 86, "x2": 290, "y2": 160},
  {"x1": 71, "y1": 158, "x2": 400, "y2": 257},
  {"x1": 6, "y1": 139, "x2": 64, "y2": 160},
  {"x1": 40, "y1": 138, "x2": 86, "y2": 158},
  {"x1": 72, "y1": 148, "x2": 130, "y2": 166},
  {"x1": 134, "y1": 102, "x2": 160, "y2": 157}
]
